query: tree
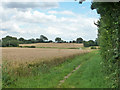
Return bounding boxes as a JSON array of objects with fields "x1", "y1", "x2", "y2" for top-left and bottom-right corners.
[
  {"x1": 83, "y1": 40, "x2": 98, "y2": 47},
  {"x1": 28, "y1": 38, "x2": 36, "y2": 43},
  {"x1": 88, "y1": 40, "x2": 95, "y2": 46},
  {"x1": 19, "y1": 37, "x2": 25, "y2": 41},
  {"x1": 2, "y1": 36, "x2": 19, "y2": 47},
  {"x1": 18, "y1": 37, "x2": 25, "y2": 44},
  {"x1": 83, "y1": 41, "x2": 90, "y2": 47},
  {"x1": 55, "y1": 37, "x2": 61, "y2": 43},
  {"x1": 76, "y1": 37, "x2": 83, "y2": 43},
  {"x1": 40, "y1": 35, "x2": 48, "y2": 41},
  {"x1": 2, "y1": 36, "x2": 17, "y2": 41},
  {"x1": 36, "y1": 38, "x2": 40, "y2": 43},
  {"x1": 2, "y1": 40, "x2": 19, "y2": 47},
  {"x1": 39, "y1": 39, "x2": 44, "y2": 43},
  {"x1": 48, "y1": 40, "x2": 53, "y2": 43},
  {"x1": 72, "y1": 40, "x2": 76, "y2": 43}
]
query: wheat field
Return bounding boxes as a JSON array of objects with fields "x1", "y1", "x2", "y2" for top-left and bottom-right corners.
[
  {"x1": 2, "y1": 47, "x2": 91, "y2": 83},
  {"x1": 2, "y1": 47, "x2": 90, "y2": 68},
  {"x1": 19, "y1": 43, "x2": 83, "y2": 48}
]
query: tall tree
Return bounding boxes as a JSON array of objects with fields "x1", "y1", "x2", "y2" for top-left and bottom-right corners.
[
  {"x1": 40, "y1": 35, "x2": 48, "y2": 41},
  {"x1": 76, "y1": 37, "x2": 83, "y2": 43},
  {"x1": 2, "y1": 36, "x2": 17, "y2": 41},
  {"x1": 2, "y1": 36, "x2": 19, "y2": 47},
  {"x1": 55, "y1": 37, "x2": 61, "y2": 43},
  {"x1": 18, "y1": 37, "x2": 25, "y2": 41}
]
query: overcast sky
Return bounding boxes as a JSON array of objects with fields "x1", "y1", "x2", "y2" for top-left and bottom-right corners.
[{"x1": 0, "y1": 1, "x2": 100, "y2": 41}]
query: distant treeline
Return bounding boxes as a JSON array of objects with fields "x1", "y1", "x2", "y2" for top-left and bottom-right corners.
[{"x1": 0, "y1": 35, "x2": 99, "y2": 47}]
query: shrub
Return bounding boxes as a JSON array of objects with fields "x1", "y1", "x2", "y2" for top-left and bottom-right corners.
[
  {"x1": 91, "y1": 46, "x2": 96, "y2": 49},
  {"x1": 30, "y1": 46, "x2": 36, "y2": 48},
  {"x1": 22, "y1": 46, "x2": 36, "y2": 48},
  {"x1": 83, "y1": 40, "x2": 98, "y2": 47}
]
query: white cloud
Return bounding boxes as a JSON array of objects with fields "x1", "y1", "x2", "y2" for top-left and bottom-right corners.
[
  {"x1": 0, "y1": 3, "x2": 98, "y2": 41},
  {"x1": 0, "y1": 31, "x2": 7, "y2": 35},
  {"x1": 47, "y1": 27, "x2": 62, "y2": 35},
  {"x1": 2, "y1": 0, "x2": 76, "y2": 2}
]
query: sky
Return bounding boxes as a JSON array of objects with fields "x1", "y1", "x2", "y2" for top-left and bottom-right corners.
[{"x1": 0, "y1": 1, "x2": 100, "y2": 41}]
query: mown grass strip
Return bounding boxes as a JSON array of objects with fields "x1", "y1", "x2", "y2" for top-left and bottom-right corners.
[{"x1": 60, "y1": 51, "x2": 108, "y2": 88}]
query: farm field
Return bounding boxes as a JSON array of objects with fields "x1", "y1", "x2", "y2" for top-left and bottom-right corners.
[
  {"x1": 2, "y1": 48, "x2": 90, "y2": 66},
  {"x1": 1, "y1": 1, "x2": 118, "y2": 88},
  {"x1": 19, "y1": 43, "x2": 83, "y2": 49},
  {"x1": 2, "y1": 47, "x2": 92, "y2": 88}
]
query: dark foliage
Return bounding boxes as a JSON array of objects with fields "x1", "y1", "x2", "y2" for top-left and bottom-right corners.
[
  {"x1": 83, "y1": 39, "x2": 99, "y2": 47},
  {"x1": 2, "y1": 36, "x2": 19, "y2": 47}
]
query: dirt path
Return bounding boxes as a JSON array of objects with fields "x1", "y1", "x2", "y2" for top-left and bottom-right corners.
[{"x1": 57, "y1": 64, "x2": 81, "y2": 87}]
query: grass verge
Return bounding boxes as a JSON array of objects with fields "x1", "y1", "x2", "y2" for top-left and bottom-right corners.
[{"x1": 60, "y1": 51, "x2": 108, "y2": 88}]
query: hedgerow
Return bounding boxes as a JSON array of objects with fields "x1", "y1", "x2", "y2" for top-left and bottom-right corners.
[{"x1": 91, "y1": 2, "x2": 120, "y2": 88}]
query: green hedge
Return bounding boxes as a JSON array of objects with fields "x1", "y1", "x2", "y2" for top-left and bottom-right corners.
[
  {"x1": 20, "y1": 46, "x2": 36, "y2": 48},
  {"x1": 91, "y1": 2, "x2": 120, "y2": 88}
]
